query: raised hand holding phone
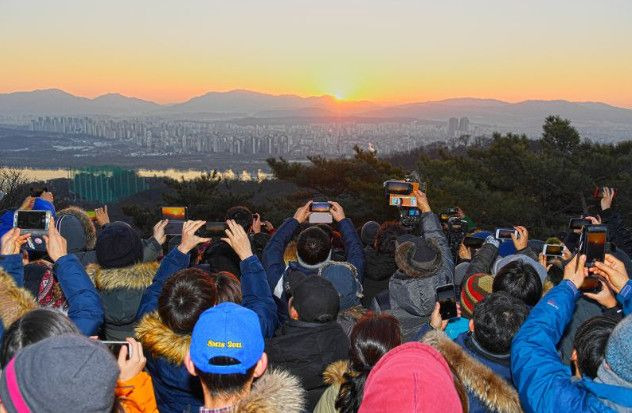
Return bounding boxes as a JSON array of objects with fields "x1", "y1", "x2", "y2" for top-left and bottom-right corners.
[
  {"x1": 0, "y1": 228, "x2": 31, "y2": 255},
  {"x1": 94, "y1": 205, "x2": 110, "y2": 227},
  {"x1": 252, "y1": 213, "x2": 262, "y2": 234},
  {"x1": 177, "y1": 220, "x2": 210, "y2": 254},
  {"x1": 117, "y1": 338, "x2": 147, "y2": 382},
  {"x1": 152, "y1": 219, "x2": 168, "y2": 245},
  {"x1": 511, "y1": 226, "x2": 529, "y2": 250},
  {"x1": 413, "y1": 189, "x2": 431, "y2": 213},
  {"x1": 563, "y1": 254, "x2": 587, "y2": 290},
  {"x1": 329, "y1": 201, "x2": 346, "y2": 222},
  {"x1": 591, "y1": 254, "x2": 629, "y2": 293},
  {"x1": 222, "y1": 219, "x2": 253, "y2": 261},
  {"x1": 43, "y1": 218, "x2": 67, "y2": 262},
  {"x1": 293, "y1": 201, "x2": 311, "y2": 224}
]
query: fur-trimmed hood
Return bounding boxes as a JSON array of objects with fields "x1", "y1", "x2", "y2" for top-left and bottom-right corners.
[
  {"x1": 135, "y1": 311, "x2": 190, "y2": 365},
  {"x1": 0, "y1": 269, "x2": 38, "y2": 328},
  {"x1": 394, "y1": 237, "x2": 442, "y2": 278},
  {"x1": 323, "y1": 360, "x2": 350, "y2": 386},
  {"x1": 57, "y1": 206, "x2": 97, "y2": 251},
  {"x1": 234, "y1": 368, "x2": 306, "y2": 413},
  {"x1": 86, "y1": 261, "x2": 158, "y2": 291},
  {"x1": 421, "y1": 330, "x2": 522, "y2": 413}
]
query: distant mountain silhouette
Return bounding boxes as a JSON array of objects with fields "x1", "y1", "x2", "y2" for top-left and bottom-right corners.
[{"x1": 2, "y1": 90, "x2": 632, "y2": 139}]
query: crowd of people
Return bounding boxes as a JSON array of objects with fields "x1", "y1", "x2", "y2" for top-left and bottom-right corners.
[{"x1": 0, "y1": 185, "x2": 630, "y2": 413}]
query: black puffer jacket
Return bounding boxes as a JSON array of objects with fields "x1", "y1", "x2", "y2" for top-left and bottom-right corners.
[
  {"x1": 265, "y1": 320, "x2": 350, "y2": 412},
  {"x1": 361, "y1": 246, "x2": 398, "y2": 307}
]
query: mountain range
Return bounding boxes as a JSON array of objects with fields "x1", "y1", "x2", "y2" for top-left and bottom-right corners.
[{"x1": 1, "y1": 89, "x2": 632, "y2": 139}]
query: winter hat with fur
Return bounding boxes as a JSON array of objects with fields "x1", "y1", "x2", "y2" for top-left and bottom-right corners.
[
  {"x1": 394, "y1": 234, "x2": 441, "y2": 278},
  {"x1": 56, "y1": 207, "x2": 97, "y2": 252},
  {"x1": 96, "y1": 221, "x2": 143, "y2": 269}
]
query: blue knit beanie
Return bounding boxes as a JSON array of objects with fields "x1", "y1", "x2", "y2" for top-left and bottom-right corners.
[{"x1": 605, "y1": 314, "x2": 632, "y2": 383}]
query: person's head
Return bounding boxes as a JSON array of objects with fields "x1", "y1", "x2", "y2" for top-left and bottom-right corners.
[
  {"x1": 358, "y1": 342, "x2": 463, "y2": 413},
  {"x1": 288, "y1": 276, "x2": 340, "y2": 323},
  {"x1": 460, "y1": 273, "x2": 494, "y2": 318},
  {"x1": 211, "y1": 271, "x2": 242, "y2": 304},
  {"x1": 374, "y1": 221, "x2": 407, "y2": 254},
  {"x1": 318, "y1": 262, "x2": 362, "y2": 310},
  {"x1": 336, "y1": 314, "x2": 402, "y2": 413},
  {"x1": 95, "y1": 221, "x2": 143, "y2": 269},
  {"x1": 226, "y1": 206, "x2": 253, "y2": 232},
  {"x1": 394, "y1": 235, "x2": 441, "y2": 278},
  {"x1": 493, "y1": 260, "x2": 543, "y2": 306},
  {"x1": 0, "y1": 309, "x2": 79, "y2": 368},
  {"x1": 604, "y1": 314, "x2": 632, "y2": 384},
  {"x1": 571, "y1": 314, "x2": 619, "y2": 379},
  {"x1": 296, "y1": 226, "x2": 332, "y2": 266},
  {"x1": 158, "y1": 268, "x2": 218, "y2": 334},
  {"x1": 0, "y1": 334, "x2": 119, "y2": 413},
  {"x1": 56, "y1": 207, "x2": 97, "y2": 253},
  {"x1": 185, "y1": 303, "x2": 267, "y2": 403},
  {"x1": 471, "y1": 292, "x2": 529, "y2": 354},
  {"x1": 360, "y1": 221, "x2": 380, "y2": 248}
]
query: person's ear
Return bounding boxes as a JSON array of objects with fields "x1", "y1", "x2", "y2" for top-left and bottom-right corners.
[
  {"x1": 184, "y1": 350, "x2": 198, "y2": 376},
  {"x1": 468, "y1": 318, "x2": 475, "y2": 332},
  {"x1": 289, "y1": 305, "x2": 299, "y2": 320},
  {"x1": 570, "y1": 349, "x2": 578, "y2": 362},
  {"x1": 253, "y1": 352, "x2": 268, "y2": 379}
]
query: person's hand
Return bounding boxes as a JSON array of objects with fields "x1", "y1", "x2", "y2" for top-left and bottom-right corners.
[
  {"x1": 43, "y1": 218, "x2": 67, "y2": 262},
  {"x1": 95, "y1": 205, "x2": 110, "y2": 227},
  {"x1": 152, "y1": 219, "x2": 168, "y2": 245},
  {"x1": 252, "y1": 213, "x2": 262, "y2": 234},
  {"x1": 601, "y1": 187, "x2": 616, "y2": 211},
  {"x1": 293, "y1": 201, "x2": 311, "y2": 224},
  {"x1": 177, "y1": 220, "x2": 210, "y2": 254},
  {"x1": 538, "y1": 253, "x2": 553, "y2": 271},
  {"x1": 413, "y1": 189, "x2": 431, "y2": 213},
  {"x1": 591, "y1": 254, "x2": 629, "y2": 293},
  {"x1": 430, "y1": 302, "x2": 461, "y2": 330},
  {"x1": 458, "y1": 243, "x2": 471, "y2": 260},
  {"x1": 19, "y1": 196, "x2": 35, "y2": 210},
  {"x1": 221, "y1": 219, "x2": 253, "y2": 261},
  {"x1": 564, "y1": 254, "x2": 588, "y2": 290},
  {"x1": 0, "y1": 228, "x2": 31, "y2": 255},
  {"x1": 562, "y1": 245, "x2": 573, "y2": 261},
  {"x1": 117, "y1": 338, "x2": 147, "y2": 382},
  {"x1": 261, "y1": 220, "x2": 274, "y2": 232},
  {"x1": 585, "y1": 215, "x2": 602, "y2": 225},
  {"x1": 511, "y1": 226, "x2": 529, "y2": 251},
  {"x1": 584, "y1": 280, "x2": 618, "y2": 309},
  {"x1": 40, "y1": 191, "x2": 54, "y2": 203},
  {"x1": 329, "y1": 201, "x2": 346, "y2": 222}
]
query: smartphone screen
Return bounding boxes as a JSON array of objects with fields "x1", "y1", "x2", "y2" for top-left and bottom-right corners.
[
  {"x1": 16, "y1": 210, "x2": 49, "y2": 231},
  {"x1": 495, "y1": 228, "x2": 517, "y2": 240},
  {"x1": 310, "y1": 202, "x2": 331, "y2": 213},
  {"x1": 100, "y1": 341, "x2": 132, "y2": 358},
  {"x1": 85, "y1": 210, "x2": 97, "y2": 220},
  {"x1": 384, "y1": 180, "x2": 413, "y2": 194},
  {"x1": 436, "y1": 284, "x2": 457, "y2": 319},
  {"x1": 579, "y1": 276, "x2": 602, "y2": 293},
  {"x1": 543, "y1": 244, "x2": 563, "y2": 257},
  {"x1": 583, "y1": 226, "x2": 606, "y2": 266},
  {"x1": 162, "y1": 206, "x2": 187, "y2": 236}
]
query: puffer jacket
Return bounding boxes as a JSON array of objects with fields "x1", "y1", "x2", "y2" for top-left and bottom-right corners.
[
  {"x1": 422, "y1": 330, "x2": 522, "y2": 413},
  {"x1": 115, "y1": 371, "x2": 159, "y2": 413},
  {"x1": 388, "y1": 212, "x2": 454, "y2": 341},
  {"x1": 511, "y1": 280, "x2": 632, "y2": 412},
  {"x1": 87, "y1": 261, "x2": 158, "y2": 340}
]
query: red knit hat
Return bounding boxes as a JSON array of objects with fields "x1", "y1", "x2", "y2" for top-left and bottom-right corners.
[
  {"x1": 359, "y1": 342, "x2": 463, "y2": 412},
  {"x1": 460, "y1": 273, "x2": 494, "y2": 318}
]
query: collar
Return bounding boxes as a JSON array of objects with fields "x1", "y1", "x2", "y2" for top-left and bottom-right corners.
[
  {"x1": 199, "y1": 406, "x2": 234, "y2": 413},
  {"x1": 295, "y1": 250, "x2": 332, "y2": 270},
  {"x1": 465, "y1": 332, "x2": 511, "y2": 366}
]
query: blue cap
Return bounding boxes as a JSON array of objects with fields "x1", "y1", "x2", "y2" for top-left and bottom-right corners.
[{"x1": 190, "y1": 302, "x2": 264, "y2": 374}]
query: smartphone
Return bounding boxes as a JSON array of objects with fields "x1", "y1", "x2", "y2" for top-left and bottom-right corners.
[
  {"x1": 85, "y1": 210, "x2": 97, "y2": 220},
  {"x1": 201, "y1": 221, "x2": 228, "y2": 237},
  {"x1": 463, "y1": 236, "x2": 484, "y2": 249},
  {"x1": 100, "y1": 341, "x2": 132, "y2": 358},
  {"x1": 579, "y1": 276, "x2": 602, "y2": 293},
  {"x1": 161, "y1": 206, "x2": 187, "y2": 236},
  {"x1": 436, "y1": 284, "x2": 458, "y2": 319},
  {"x1": 569, "y1": 218, "x2": 591, "y2": 230},
  {"x1": 309, "y1": 201, "x2": 333, "y2": 224},
  {"x1": 495, "y1": 228, "x2": 518, "y2": 240},
  {"x1": 543, "y1": 244, "x2": 563, "y2": 258},
  {"x1": 582, "y1": 225, "x2": 607, "y2": 267},
  {"x1": 13, "y1": 210, "x2": 51, "y2": 235}
]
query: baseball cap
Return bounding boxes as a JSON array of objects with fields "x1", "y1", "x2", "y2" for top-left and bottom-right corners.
[
  {"x1": 189, "y1": 302, "x2": 264, "y2": 374},
  {"x1": 291, "y1": 276, "x2": 340, "y2": 323}
]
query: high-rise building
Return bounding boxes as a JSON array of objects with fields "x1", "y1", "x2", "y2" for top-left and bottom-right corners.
[
  {"x1": 458, "y1": 117, "x2": 469, "y2": 133},
  {"x1": 447, "y1": 117, "x2": 459, "y2": 138}
]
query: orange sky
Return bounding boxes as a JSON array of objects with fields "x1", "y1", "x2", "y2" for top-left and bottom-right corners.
[{"x1": 1, "y1": 1, "x2": 631, "y2": 107}]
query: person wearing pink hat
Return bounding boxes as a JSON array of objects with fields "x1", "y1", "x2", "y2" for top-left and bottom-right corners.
[{"x1": 359, "y1": 342, "x2": 466, "y2": 412}]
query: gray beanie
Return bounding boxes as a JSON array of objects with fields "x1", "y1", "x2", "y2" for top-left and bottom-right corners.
[
  {"x1": 605, "y1": 314, "x2": 632, "y2": 383},
  {"x1": 0, "y1": 334, "x2": 119, "y2": 413}
]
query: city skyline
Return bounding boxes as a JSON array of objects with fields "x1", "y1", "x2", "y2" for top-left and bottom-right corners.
[{"x1": 1, "y1": 1, "x2": 631, "y2": 108}]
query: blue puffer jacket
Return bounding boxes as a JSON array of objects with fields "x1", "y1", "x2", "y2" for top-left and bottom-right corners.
[
  {"x1": 0, "y1": 253, "x2": 104, "y2": 341},
  {"x1": 135, "y1": 248, "x2": 278, "y2": 413},
  {"x1": 511, "y1": 279, "x2": 632, "y2": 413}
]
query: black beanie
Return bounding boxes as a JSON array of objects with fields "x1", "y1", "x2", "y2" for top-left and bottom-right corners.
[{"x1": 96, "y1": 222, "x2": 143, "y2": 269}]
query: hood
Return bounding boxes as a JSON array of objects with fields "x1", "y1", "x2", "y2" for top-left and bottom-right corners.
[
  {"x1": 33, "y1": 198, "x2": 56, "y2": 218},
  {"x1": 0, "y1": 269, "x2": 38, "y2": 328},
  {"x1": 394, "y1": 237, "x2": 442, "y2": 278},
  {"x1": 57, "y1": 207, "x2": 97, "y2": 251},
  {"x1": 235, "y1": 368, "x2": 306, "y2": 413},
  {"x1": 389, "y1": 270, "x2": 438, "y2": 318},
  {"x1": 492, "y1": 254, "x2": 547, "y2": 284},
  {"x1": 323, "y1": 360, "x2": 350, "y2": 386},
  {"x1": 86, "y1": 261, "x2": 158, "y2": 291},
  {"x1": 135, "y1": 311, "x2": 190, "y2": 365},
  {"x1": 364, "y1": 248, "x2": 397, "y2": 282},
  {"x1": 421, "y1": 330, "x2": 522, "y2": 413}
]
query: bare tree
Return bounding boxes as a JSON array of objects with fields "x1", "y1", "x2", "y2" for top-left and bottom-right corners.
[{"x1": 0, "y1": 168, "x2": 29, "y2": 210}]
